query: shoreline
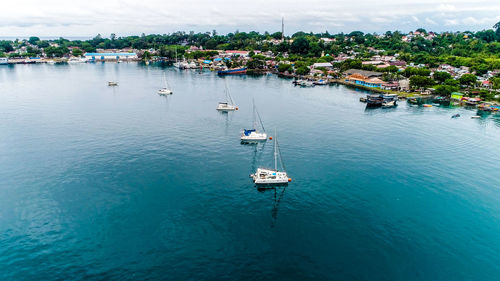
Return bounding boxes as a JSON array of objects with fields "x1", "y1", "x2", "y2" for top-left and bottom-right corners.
[{"x1": 2, "y1": 61, "x2": 498, "y2": 107}]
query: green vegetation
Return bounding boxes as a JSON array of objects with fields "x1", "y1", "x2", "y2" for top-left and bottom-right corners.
[{"x1": 1, "y1": 22, "x2": 499, "y2": 101}]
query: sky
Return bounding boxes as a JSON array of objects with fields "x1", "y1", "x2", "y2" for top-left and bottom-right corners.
[{"x1": 1, "y1": 0, "x2": 500, "y2": 38}]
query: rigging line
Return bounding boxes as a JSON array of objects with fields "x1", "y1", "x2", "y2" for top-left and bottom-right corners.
[
  {"x1": 276, "y1": 138, "x2": 286, "y2": 172},
  {"x1": 271, "y1": 185, "x2": 288, "y2": 227},
  {"x1": 255, "y1": 107, "x2": 266, "y2": 132}
]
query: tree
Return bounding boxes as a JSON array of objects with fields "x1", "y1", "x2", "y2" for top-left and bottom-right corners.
[
  {"x1": 295, "y1": 66, "x2": 310, "y2": 75},
  {"x1": 204, "y1": 39, "x2": 217, "y2": 50},
  {"x1": 410, "y1": 75, "x2": 435, "y2": 89},
  {"x1": 72, "y1": 48, "x2": 83, "y2": 57},
  {"x1": 246, "y1": 58, "x2": 265, "y2": 69},
  {"x1": 290, "y1": 37, "x2": 310, "y2": 54},
  {"x1": 494, "y1": 21, "x2": 500, "y2": 38},
  {"x1": 444, "y1": 79, "x2": 460, "y2": 87},
  {"x1": 142, "y1": 51, "x2": 151, "y2": 61},
  {"x1": 459, "y1": 74, "x2": 477, "y2": 86},
  {"x1": 0, "y1": 41, "x2": 14, "y2": 52},
  {"x1": 433, "y1": 85, "x2": 458, "y2": 96},
  {"x1": 277, "y1": 63, "x2": 292, "y2": 73},
  {"x1": 44, "y1": 46, "x2": 69, "y2": 57},
  {"x1": 81, "y1": 42, "x2": 96, "y2": 52},
  {"x1": 433, "y1": 71, "x2": 452, "y2": 84},
  {"x1": 28, "y1": 36, "x2": 40, "y2": 45},
  {"x1": 490, "y1": 77, "x2": 500, "y2": 89}
]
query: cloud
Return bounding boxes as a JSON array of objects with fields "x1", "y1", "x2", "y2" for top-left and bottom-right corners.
[
  {"x1": 425, "y1": 18, "x2": 437, "y2": 25},
  {"x1": 437, "y1": 4, "x2": 456, "y2": 12},
  {"x1": 0, "y1": 0, "x2": 499, "y2": 36},
  {"x1": 445, "y1": 19, "x2": 459, "y2": 26}
]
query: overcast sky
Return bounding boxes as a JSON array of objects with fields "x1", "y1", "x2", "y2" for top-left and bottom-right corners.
[{"x1": 2, "y1": 0, "x2": 500, "y2": 38}]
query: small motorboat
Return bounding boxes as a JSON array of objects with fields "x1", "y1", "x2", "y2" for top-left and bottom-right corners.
[
  {"x1": 108, "y1": 81, "x2": 118, "y2": 86},
  {"x1": 314, "y1": 79, "x2": 327, "y2": 85},
  {"x1": 299, "y1": 80, "x2": 315, "y2": 87},
  {"x1": 366, "y1": 94, "x2": 384, "y2": 107},
  {"x1": 471, "y1": 115, "x2": 481, "y2": 119},
  {"x1": 451, "y1": 114, "x2": 461, "y2": 118},
  {"x1": 359, "y1": 97, "x2": 367, "y2": 102},
  {"x1": 382, "y1": 100, "x2": 397, "y2": 108},
  {"x1": 423, "y1": 104, "x2": 433, "y2": 107}
]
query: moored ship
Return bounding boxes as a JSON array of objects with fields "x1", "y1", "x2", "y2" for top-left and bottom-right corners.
[{"x1": 217, "y1": 67, "x2": 247, "y2": 75}]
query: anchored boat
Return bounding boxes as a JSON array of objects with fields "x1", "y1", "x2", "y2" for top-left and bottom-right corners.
[
  {"x1": 250, "y1": 130, "x2": 291, "y2": 186},
  {"x1": 241, "y1": 100, "x2": 267, "y2": 143},
  {"x1": 216, "y1": 81, "x2": 238, "y2": 111},
  {"x1": 217, "y1": 67, "x2": 247, "y2": 75},
  {"x1": 382, "y1": 94, "x2": 398, "y2": 108},
  {"x1": 366, "y1": 94, "x2": 384, "y2": 107},
  {"x1": 158, "y1": 73, "x2": 173, "y2": 95}
]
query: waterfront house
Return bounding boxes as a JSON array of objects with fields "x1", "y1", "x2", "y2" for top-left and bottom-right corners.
[{"x1": 345, "y1": 73, "x2": 385, "y2": 88}]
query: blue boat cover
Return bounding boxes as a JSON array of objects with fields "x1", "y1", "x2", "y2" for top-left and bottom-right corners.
[{"x1": 244, "y1": 129, "x2": 256, "y2": 136}]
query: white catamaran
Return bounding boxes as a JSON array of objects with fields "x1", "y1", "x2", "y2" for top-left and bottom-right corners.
[
  {"x1": 216, "y1": 81, "x2": 238, "y2": 111},
  {"x1": 158, "y1": 73, "x2": 173, "y2": 95},
  {"x1": 241, "y1": 100, "x2": 267, "y2": 143},
  {"x1": 250, "y1": 131, "x2": 291, "y2": 186}
]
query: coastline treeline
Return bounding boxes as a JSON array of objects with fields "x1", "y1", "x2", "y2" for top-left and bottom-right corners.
[{"x1": 1, "y1": 24, "x2": 500, "y2": 72}]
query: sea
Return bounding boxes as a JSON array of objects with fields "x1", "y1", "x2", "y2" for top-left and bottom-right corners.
[{"x1": 1, "y1": 62, "x2": 499, "y2": 280}]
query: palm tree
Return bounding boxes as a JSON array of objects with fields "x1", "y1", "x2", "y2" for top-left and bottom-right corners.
[{"x1": 494, "y1": 22, "x2": 500, "y2": 36}]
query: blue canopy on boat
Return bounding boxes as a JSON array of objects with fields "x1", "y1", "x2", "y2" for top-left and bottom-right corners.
[
  {"x1": 224, "y1": 57, "x2": 231, "y2": 61},
  {"x1": 203, "y1": 60, "x2": 211, "y2": 64},
  {"x1": 243, "y1": 129, "x2": 256, "y2": 136},
  {"x1": 214, "y1": 58, "x2": 222, "y2": 62}
]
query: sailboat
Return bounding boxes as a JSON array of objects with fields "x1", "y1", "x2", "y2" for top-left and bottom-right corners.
[
  {"x1": 158, "y1": 73, "x2": 173, "y2": 95},
  {"x1": 173, "y1": 47, "x2": 182, "y2": 69},
  {"x1": 241, "y1": 100, "x2": 267, "y2": 143},
  {"x1": 216, "y1": 81, "x2": 238, "y2": 111},
  {"x1": 250, "y1": 130, "x2": 291, "y2": 186}
]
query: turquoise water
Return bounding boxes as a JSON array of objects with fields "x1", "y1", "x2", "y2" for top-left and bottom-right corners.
[{"x1": 1, "y1": 63, "x2": 500, "y2": 280}]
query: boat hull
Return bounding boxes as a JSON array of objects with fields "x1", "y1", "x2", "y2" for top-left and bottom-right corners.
[
  {"x1": 251, "y1": 168, "x2": 290, "y2": 186},
  {"x1": 216, "y1": 107, "x2": 236, "y2": 111},
  {"x1": 241, "y1": 132, "x2": 267, "y2": 143},
  {"x1": 217, "y1": 68, "x2": 247, "y2": 75},
  {"x1": 216, "y1": 103, "x2": 237, "y2": 111},
  {"x1": 158, "y1": 89, "x2": 173, "y2": 95}
]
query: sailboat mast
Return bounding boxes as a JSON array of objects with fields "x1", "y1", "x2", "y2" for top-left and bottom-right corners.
[
  {"x1": 252, "y1": 99, "x2": 256, "y2": 129},
  {"x1": 274, "y1": 130, "x2": 278, "y2": 171}
]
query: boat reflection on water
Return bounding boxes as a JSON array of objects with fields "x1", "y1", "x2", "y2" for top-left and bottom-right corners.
[
  {"x1": 249, "y1": 142, "x2": 288, "y2": 227},
  {"x1": 258, "y1": 185, "x2": 288, "y2": 228}
]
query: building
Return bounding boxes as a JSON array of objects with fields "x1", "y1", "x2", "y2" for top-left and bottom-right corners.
[
  {"x1": 344, "y1": 69, "x2": 383, "y2": 78},
  {"x1": 345, "y1": 73, "x2": 385, "y2": 88},
  {"x1": 84, "y1": 52, "x2": 138, "y2": 61},
  {"x1": 450, "y1": 92, "x2": 464, "y2": 101},
  {"x1": 312, "y1": 62, "x2": 333, "y2": 70}
]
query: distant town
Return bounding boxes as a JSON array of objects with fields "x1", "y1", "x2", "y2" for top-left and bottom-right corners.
[{"x1": 1, "y1": 23, "x2": 500, "y2": 103}]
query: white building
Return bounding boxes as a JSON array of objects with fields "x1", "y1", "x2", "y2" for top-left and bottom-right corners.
[{"x1": 84, "y1": 52, "x2": 138, "y2": 61}]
